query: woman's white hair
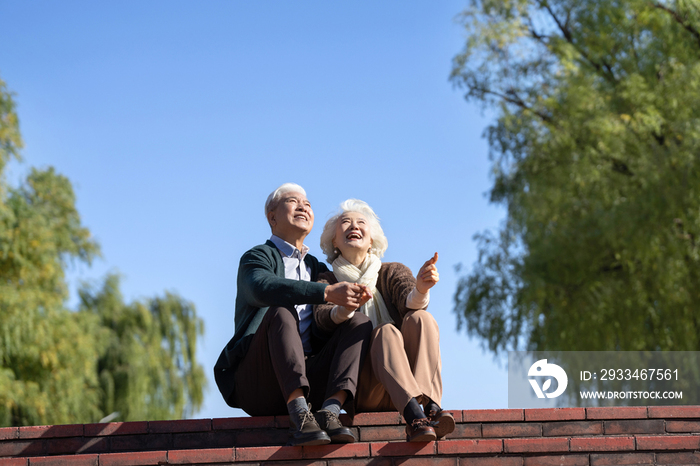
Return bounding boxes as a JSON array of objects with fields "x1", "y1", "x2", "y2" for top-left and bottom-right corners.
[
  {"x1": 264, "y1": 183, "x2": 307, "y2": 218},
  {"x1": 320, "y1": 199, "x2": 388, "y2": 263}
]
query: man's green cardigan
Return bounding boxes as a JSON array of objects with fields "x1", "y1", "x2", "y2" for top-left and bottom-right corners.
[{"x1": 214, "y1": 240, "x2": 329, "y2": 407}]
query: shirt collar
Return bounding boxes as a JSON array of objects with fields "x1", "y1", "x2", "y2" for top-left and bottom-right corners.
[{"x1": 270, "y1": 234, "x2": 309, "y2": 259}]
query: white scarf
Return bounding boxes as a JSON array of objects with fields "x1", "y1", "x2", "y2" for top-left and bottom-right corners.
[{"x1": 332, "y1": 254, "x2": 393, "y2": 328}]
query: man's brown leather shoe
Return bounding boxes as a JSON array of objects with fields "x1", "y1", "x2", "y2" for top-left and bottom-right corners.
[
  {"x1": 287, "y1": 409, "x2": 331, "y2": 446},
  {"x1": 315, "y1": 409, "x2": 356, "y2": 443},
  {"x1": 427, "y1": 409, "x2": 455, "y2": 439},
  {"x1": 405, "y1": 417, "x2": 437, "y2": 442}
]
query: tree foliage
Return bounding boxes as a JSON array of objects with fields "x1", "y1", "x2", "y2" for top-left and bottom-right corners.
[
  {"x1": 451, "y1": 0, "x2": 700, "y2": 352},
  {"x1": 79, "y1": 275, "x2": 205, "y2": 422},
  {"x1": 0, "y1": 76, "x2": 205, "y2": 426}
]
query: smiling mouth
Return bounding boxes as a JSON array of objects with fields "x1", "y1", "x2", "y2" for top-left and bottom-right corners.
[
  {"x1": 346, "y1": 232, "x2": 362, "y2": 240},
  {"x1": 294, "y1": 214, "x2": 308, "y2": 221}
]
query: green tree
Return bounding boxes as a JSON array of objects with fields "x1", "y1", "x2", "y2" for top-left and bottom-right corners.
[
  {"x1": 0, "y1": 76, "x2": 205, "y2": 426},
  {"x1": 451, "y1": 0, "x2": 700, "y2": 353},
  {"x1": 79, "y1": 274, "x2": 205, "y2": 421}
]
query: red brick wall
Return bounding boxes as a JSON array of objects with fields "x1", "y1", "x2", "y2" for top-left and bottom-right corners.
[{"x1": 1, "y1": 407, "x2": 700, "y2": 465}]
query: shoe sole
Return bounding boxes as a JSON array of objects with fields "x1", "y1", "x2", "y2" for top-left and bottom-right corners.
[
  {"x1": 330, "y1": 431, "x2": 357, "y2": 443},
  {"x1": 407, "y1": 431, "x2": 437, "y2": 442},
  {"x1": 287, "y1": 433, "x2": 331, "y2": 446},
  {"x1": 432, "y1": 412, "x2": 456, "y2": 439}
]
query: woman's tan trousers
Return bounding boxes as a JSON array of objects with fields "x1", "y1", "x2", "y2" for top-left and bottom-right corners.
[{"x1": 356, "y1": 310, "x2": 442, "y2": 413}]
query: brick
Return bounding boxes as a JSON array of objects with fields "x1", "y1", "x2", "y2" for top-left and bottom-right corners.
[
  {"x1": 449, "y1": 423, "x2": 482, "y2": 439},
  {"x1": 172, "y1": 430, "x2": 235, "y2": 450},
  {"x1": 109, "y1": 433, "x2": 171, "y2": 452},
  {"x1": 586, "y1": 407, "x2": 648, "y2": 420},
  {"x1": 213, "y1": 416, "x2": 275, "y2": 430},
  {"x1": 274, "y1": 414, "x2": 291, "y2": 429},
  {"x1": 0, "y1": 459, "x2": 28, "y2": 466},
  {"x1": 235, "y1": 427, "x2": 287, "y2": 446},
  {"x1": 348, "y1": 412, "x2": 402, "y2": 426},
  {"x1": 148, "y1": 418, "x2": 210, "y2": 434},
  {"x1": 657, "y1": 451, "x2": 700, "y2": 464},
  {"x1": 432, "y1": 410, "x2": 463, "y2": 423},
  {"x1": 524, "y1": 408, "x2": 585, "y2": 421},
  {"x1": 395, "y1": 458, "x2": 457, "y2": 466},
  {"x1": 235, "y1": 445, "x2": 302, "y2": 462},
  {"x1": 590, "y1": 453, "x2": 655, "y2": 465},
  {"x1": 75, "y1": 437, "x2": 110, "y2": 454},
  {"x1": 604, "y1": 419, "x2": 664, "y2": 434},
  {"x1": 260, "y1": 462, "x2": 326, "y2": 466},
  {"x1": 302, "y1": 443, "x2": 369, "y2": 459},
  {"x1": 523, "y1": 455, "x2": 589, "y2": 466},
  {"x1": 636, "y1": 434, "x2": 700, "y2": 450},
  {"x1": 370, "y1": 441, "x2": 435, "y2": 457},
  {"x1": 84, "y1": 422, "x2": 148, "y2": 437},
  {"x1": 482, "y1": 423, "x2": 541, "y2": 438},
  {"x1": 666, "y1": 420, "x2": 700, "y2": 433},
  {"x1": 29, "y1": 454, "x2": 97, "y2": 466},
  {"x1": 648, "y1": 406, "x2": 700, "y2": 418},
  {"x1": 505, "y1": 437, "x2": 569, "y2": 453},
  {"x1": 358, "y1": 425, "x2": 405, "y2": 442},
  {"x1": 46, "y1": 436, "x2": 90, "y2": 455},
  {"x1": 463, "y1": 409, "x2": 524, "y2": 423},
  {"x1": 265, "y1": 462, "x2": 325, "y2": 466},
  {"x1": 458, "y1": 457, "x2": 523, "y2": 466},
  {"x1": 329, "y1": 458, "x2": 392, "y2": 466},
  {"x1": 98, "y1": 451, "x2": 167, "y2": 466},
  {"x1": 543, "y1": 421, "x2": 602, "y2": 436},
  {"x1": 437, "y1": 439, "x2": 502, "y2": 455},
  {"x1": 167, "y1": 447, "x2": 234, "y2": 464},
  {"x1": 19, "y1": 424, "x2": 83, "y2": 439},
  {"x1": 0, "y1": 427, "x2": 18, "y2": 440},
  {"x1": 570, "y1": 436, "x2": 635, "y2": 452},
  {"x1": 0, "y1": 440, "x2": 45, "y2": 457}
]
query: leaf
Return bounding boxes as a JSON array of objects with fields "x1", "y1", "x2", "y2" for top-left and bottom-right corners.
[
  {"x1": 452, "y1": 0, "x2": 700, "y2": 356},
  {"x1": 542, "y1": 379, "x2": 552, "y2": 392}
]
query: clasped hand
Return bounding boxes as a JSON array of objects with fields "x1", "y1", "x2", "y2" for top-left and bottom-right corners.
[{"x1": 324, "y1": 281, "x2": 373, "y2": 311}]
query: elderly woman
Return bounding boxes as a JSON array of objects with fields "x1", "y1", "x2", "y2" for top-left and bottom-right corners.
[{"x1": 314, "y1": 199, "x2": 454, "y2": 442}]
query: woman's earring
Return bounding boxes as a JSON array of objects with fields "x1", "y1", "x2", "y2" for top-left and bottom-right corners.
[{"x1": 334, "y1": 248, "x2": 339, "y2": 255}]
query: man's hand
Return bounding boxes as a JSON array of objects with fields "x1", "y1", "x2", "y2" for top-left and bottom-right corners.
[
  {"x1": 415, "y1": 252, "x2": 439, "y2": 294},
  {"x1": 325, "y1": 282, "x2": 373, "y2": 309},
  {"x1": 353, "y1": 285, "x2": 373, "y2": 310}
]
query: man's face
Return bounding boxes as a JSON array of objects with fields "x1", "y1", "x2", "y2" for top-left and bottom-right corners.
[{"x1": 268, "y1": 191, "x2": 314, "y2": 241}]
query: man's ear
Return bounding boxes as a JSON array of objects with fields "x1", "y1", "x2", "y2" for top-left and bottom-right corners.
[{"x1": 267, "y1": 210, "x2": 276, "y2": 227}]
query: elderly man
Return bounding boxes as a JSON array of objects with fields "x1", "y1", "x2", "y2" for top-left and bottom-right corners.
[{"x1": 215, "y1": 183, "x2": 373, "y2": 446}]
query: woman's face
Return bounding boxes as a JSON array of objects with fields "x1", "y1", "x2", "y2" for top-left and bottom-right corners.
[{"x1": 333, "y1": 211, "x2": 372, "y2": 261}]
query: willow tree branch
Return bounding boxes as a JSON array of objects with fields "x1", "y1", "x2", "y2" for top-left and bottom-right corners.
[
  {"x1": 543, "y1": 3, "x2": 617, "y2": 82},
  {"x1": 469, "y1": 85, "x2": 553, "y2": 123},
  {"x1": 653, "y1": 2, "x2": 700, "y2": 50}
]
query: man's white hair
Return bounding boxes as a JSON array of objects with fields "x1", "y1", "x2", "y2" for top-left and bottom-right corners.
[
  {"x1": 264, "y1": 183, "x2": 307, "y2": 218},
  {"x1": 320, "y1": 199, "x2": 388, "y2": 263}
]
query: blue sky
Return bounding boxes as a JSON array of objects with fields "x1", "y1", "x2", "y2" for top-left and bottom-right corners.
[{"x1": 0, "y1": 1, "x2": 508, "y2": 419}]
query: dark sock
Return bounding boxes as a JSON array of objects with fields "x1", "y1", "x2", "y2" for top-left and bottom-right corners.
[
  {"x1": 320, "y1": 398, "x2": 342, "y2": 417},
  {"x1": 403, "y1": 397, "x2": 426, "y2": 424},
  {"x1": 287, "y1": 397, "x2": 309, "y2": 417},
  {"x1": 424, "y1": 398, "x2": 441, "y2": 416}
]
